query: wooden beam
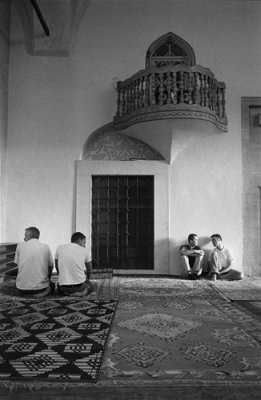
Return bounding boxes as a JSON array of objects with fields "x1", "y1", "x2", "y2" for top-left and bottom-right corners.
[{"x1": 30, "y1": 0, "x2": 50, "y2": 36}]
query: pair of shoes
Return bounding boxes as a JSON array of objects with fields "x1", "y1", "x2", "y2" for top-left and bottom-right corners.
[{"x1": 192, "y1": 274, "x2": 201, "y2": 280}]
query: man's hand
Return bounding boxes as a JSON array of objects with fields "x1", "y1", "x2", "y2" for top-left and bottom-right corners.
[
  {"x1": 219, "y1": 265, "x2": 231, "y2": 274},
  {"x1": 193, "y1": 250, "x2": 204, "y2": 256}
]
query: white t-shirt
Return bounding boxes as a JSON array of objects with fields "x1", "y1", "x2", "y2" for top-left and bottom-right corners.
[
  {"x1": 55, "y1": 243, "x2": 92, "y2": 286},
  {"x1": 208, "y1": 247, "x2": 233, "y2": 268},
  {"x1": 14, "y1": 239, "x2": 53, "y2": 290}
]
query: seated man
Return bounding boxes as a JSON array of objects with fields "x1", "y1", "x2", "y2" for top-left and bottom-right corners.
[
  {"x1": 208, "y1": 233, "x2": 243, "y2": 281},
  {"x1": 55, "y1": 232, "x2": 93, "y2": 296},
  {"x1": 180, "y1": 233, "x2": 204, "y2": 279},
  {"x1": 14, "y1": 226, "x2": 55, "y2": 296}
]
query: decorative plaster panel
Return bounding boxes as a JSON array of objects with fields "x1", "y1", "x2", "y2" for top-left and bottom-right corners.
[{"x1": 83, "y1": 131, "x2": 164, "y2": 161}]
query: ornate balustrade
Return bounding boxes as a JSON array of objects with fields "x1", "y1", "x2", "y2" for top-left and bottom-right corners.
[{"x1": 114, "y1": 64, "x2": 227, "y2": 132}]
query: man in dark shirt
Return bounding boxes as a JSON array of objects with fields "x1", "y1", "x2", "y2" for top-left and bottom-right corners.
[{"x1": 180, "y1": 233, "x2": 204, "y2": 280}]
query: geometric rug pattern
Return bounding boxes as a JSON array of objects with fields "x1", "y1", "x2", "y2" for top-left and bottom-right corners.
[
  {"x1": 99, "y1": 278, "x2": 261, "y2": 387},
  {"x1": 0, "y1": 297, "x2": 117, "y2": 383}
]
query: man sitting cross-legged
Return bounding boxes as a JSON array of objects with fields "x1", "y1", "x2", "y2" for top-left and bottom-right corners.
[
  {"x1": 14, "y1": 226, "x2": 55, "y2": 297},
  {"x1": 55, "y1": 232, "x2": 93, "y2": 296},
  {"x1": 180, "y1": 233, "x2": 204, "y2": 280},
  {"x1": 208, "y1": 233, "x2": 243, "y2": 281}
]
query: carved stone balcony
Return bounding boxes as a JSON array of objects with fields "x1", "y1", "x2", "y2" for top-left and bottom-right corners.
[{"x1": 113, "y1": 64, "x2": 227, "y2": 133}]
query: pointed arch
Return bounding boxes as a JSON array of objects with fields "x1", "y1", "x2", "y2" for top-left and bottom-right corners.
[{"x1": 146, "y1": 32, "x2": 196, "y2": 68}]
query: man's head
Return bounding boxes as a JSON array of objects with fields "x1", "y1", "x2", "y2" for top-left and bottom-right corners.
[
  {"x1": 210, "y1": 234, "x2": 222, "y2": 247},
  {"x1": 71, "y1": 232, "x2": 86, "y2": 247},
  {"x1": 24, "y1": 227, "x2": 40, "y2": 242},
  {"x1": 188, "y1": 233, "x2": 199, "y2": 246}
]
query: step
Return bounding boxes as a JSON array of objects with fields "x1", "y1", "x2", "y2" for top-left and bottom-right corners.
[
  {"x1": 0, "y1": 243, "x2": 17, "y2": 254},
  {"x1": 0, "y1": 261, "x2": 17, "y2": 274},
  {"x1": 0, "y1": 253, "x2": 16, "y2": 265},
  {"x1": 0, "y1": 243, "x2": 18, "y2": 281}
]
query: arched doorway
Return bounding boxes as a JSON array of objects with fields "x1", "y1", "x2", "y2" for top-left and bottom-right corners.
[{"x1": 78, "y1": 125, "x2": 169, "y2": 274}]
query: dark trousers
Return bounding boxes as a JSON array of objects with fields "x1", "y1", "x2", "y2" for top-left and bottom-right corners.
[
  {"x1": 58, "y1": 280, "x2": 93, "y2": 295},
  {"x1": 17, "y1": 281, "x2": 55, "y2": 295}
]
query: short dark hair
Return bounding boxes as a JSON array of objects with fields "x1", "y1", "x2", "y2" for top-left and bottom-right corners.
[
  {"x1": 188, "y1": 233, "x2": 198, "y2": 242},
  {"x1": 210, "y1": 233, "x2": 222, "y2": 241},
  {"x1": 26, "y1": 227, "x2": 40, "y2": 239},
  {"x1": 71, "y1": 232, "x2": 86, "y2": 244}
]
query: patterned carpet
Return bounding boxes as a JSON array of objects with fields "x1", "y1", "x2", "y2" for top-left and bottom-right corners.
[
  {"x1": 0, "y1": 295, "x2": 117, "y2": 383},
  {"x1": 98, "y1": 278, "x2": 261, "y2": 388},
  {"x1": 0, "y1": 276, "x2": 261, "y2": 400},
  {"x1": 233, "y1": 301, "x2": 261, "y2": 320}
]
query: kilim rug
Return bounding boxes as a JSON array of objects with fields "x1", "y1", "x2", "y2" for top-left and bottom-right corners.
[
  {"x1": 0, "y1": 296, "x2": 117, "y2": 383},
  {"x1": 98, "y1": 278, "x2": 261, "y2": 388}
]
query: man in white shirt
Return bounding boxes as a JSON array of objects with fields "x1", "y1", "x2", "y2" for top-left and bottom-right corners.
[
  {"x1": 14, "y1": 227, "x2": 54, "y2": 296},
  {"x1": 55, "y1": 232, "x2": 93, "y2": 296},
  {"x1": 208, "y1": 234, "x2": 243, "y2": 281}
]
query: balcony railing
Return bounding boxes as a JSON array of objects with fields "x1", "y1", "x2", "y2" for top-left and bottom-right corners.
[{"x1": 113, "y1": 64, "x2": 228, "y2": 132}]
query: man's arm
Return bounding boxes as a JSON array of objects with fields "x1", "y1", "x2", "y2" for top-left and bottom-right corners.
[
  {"x1": 191, "y1": 249, "x2": 204, "y2": 257},
  {"x1": 14, "y1": 244, "x2": 20, "y2": 265},
  {"x1": 47, "y1": 247, "x2": 54, "y2": 279},
  {"x1": 13, "y1": 244, "x2": 20, "y2": 275},
  {"x1": 180, "y1": 246, "x2": 204, "y2": 257},
  {"x1": 219, "y1": 248, "x2": 233, "y2": 275},
  {"x1": 55, "y1": 259, "x2": 59, "y2": 275},
  {"x1": 219, "y1": 259, "x2": 232, "y2": 275},
  {"x1": 85, "y1": 261, "x2": 92, "y2": 280},
  {"x1": 48, "y1": 265, "x2": 53, "y2": 279}
]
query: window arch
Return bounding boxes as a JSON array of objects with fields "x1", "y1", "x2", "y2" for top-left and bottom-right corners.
[{"x1": 146, "y1": 32, "x2": 196, "y2": 68}]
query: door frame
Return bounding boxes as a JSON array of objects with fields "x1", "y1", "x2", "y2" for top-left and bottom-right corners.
[{"x1": 76, "y1": 160, "x2": 170, "y2": 275}]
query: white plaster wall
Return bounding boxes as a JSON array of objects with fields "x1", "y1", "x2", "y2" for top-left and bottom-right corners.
[
  {"x1": 170, "y1": 129, "x2": 243, "y2": 274},
  {"x1": 6, "y1": 1, "x2": 261, "y2": 271},
  {"x1": 0, "y1": 0, "x2": 10, "y2": 243}
]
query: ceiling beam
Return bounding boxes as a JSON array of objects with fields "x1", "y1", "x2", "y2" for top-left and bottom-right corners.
[{"x1": 30, "y1": 0, "x2": 50, "y2": 36}]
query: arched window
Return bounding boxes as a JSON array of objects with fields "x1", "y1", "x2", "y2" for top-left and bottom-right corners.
[{"x1": 146, "y1": 32, "x2": 196, "y2": 68}]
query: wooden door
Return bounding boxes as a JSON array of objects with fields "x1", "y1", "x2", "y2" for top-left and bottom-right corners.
[{"x1": 91, "y1": 175, "x2": 154, "y2": 270}]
